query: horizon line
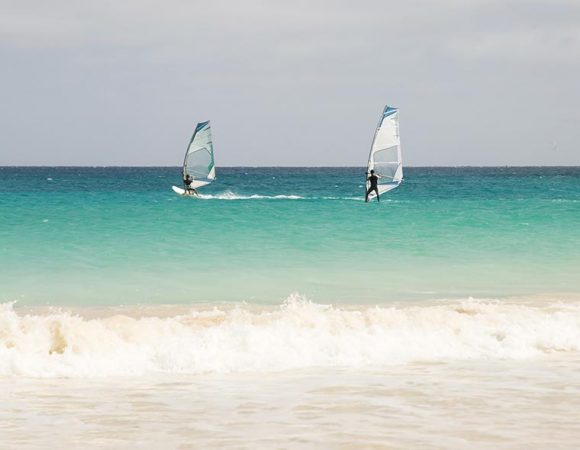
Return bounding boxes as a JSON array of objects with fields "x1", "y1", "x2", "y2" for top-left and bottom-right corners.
[{"x1": 1, "y1": 164, "x2": 579, "y2": 169}]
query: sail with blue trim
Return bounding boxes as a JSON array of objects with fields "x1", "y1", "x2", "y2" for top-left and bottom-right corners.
[
  {"x1": 182, "y1": 121, "x2": 216, "y2": 189},
  {"x1": 366, "y1": 105, "x2": 403, "y2": 195}
]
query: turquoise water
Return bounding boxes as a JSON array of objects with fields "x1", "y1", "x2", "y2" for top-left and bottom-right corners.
[
  {"x1": 1, "y1": 167, "x2": 579, "y2": 306},
  {"x1": 3, "y1": 167, "x2": 580, "y2": 450}
]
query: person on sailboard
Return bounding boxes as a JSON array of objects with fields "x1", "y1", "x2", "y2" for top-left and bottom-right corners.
[
  {"x1": 183, "y1": 174, "x2": 197, "y2": 195},
  {"x1": 365, "y1": 170, "x2": 380, "y2": 202}
]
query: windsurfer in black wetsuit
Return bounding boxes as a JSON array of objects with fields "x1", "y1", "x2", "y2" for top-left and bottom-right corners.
[
  {"x1": 183, "y1": 174, "x2": 197, "y2": 195},
  {"x1": 365, "y1": 170, "x2": 380, "y2": 202}
]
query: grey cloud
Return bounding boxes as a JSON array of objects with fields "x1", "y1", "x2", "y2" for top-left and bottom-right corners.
[{"x1": 0, "y1": 0, "x2": 578, "y2": 166}]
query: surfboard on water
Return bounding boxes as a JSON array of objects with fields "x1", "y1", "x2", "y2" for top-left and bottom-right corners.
[
  {"x1": 171, "y1": 185, "x2": 198, "y2": 197},
  {"x1": 172, "y1": 120, "x2": 216, "y2": 196},
  {"x1": 366, "y1": 105, "x2": 403, "y2": 199}
]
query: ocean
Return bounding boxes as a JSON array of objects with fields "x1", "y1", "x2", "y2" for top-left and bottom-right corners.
[{"x1": 1, "y1": 166, "x2": 580, "y2": 448}]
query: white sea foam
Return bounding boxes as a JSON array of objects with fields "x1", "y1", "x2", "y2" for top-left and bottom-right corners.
[
  {"x1": 1, "y1": 295, "x2": 579, "y2": 377},
  {"x1": 197, "y1": 191, "x2": 304, "y2": 200},
  {"x1": 551, "y1": 199, "x2": 580, "y2": 203},
  {"x1": 196, "y1": 191, "x2": 365, "y2": 201}
]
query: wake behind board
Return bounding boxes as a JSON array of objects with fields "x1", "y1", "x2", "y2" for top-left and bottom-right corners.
[{"x1": 172, "y1": 186, "x2": 198, "y2": 197}]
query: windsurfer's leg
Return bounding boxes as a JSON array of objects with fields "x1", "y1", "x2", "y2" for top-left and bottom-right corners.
[
  {"x1": 365, "y1": 187, "x2": 372, "y2": 202},
  {"x1": 375, "y1": 188, "x2": 380, "y2": 202}
]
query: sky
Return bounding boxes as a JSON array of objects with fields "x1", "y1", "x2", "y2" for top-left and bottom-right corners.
[{"x1": 0, "y1": 0, "x2": 579, "y2": 166}]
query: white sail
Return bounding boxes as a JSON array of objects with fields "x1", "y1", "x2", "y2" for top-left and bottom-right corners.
[
  {"x1": 183, "y1": 121, "x2": 216, "y2": 189},
  {"x1": 367, "y1": 105, "x2": 403, "y2": 195}
]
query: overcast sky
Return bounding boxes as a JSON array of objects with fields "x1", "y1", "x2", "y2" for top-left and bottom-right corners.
[{"x1": 1, "y1": 0, "x2": 579, "y2": 166}]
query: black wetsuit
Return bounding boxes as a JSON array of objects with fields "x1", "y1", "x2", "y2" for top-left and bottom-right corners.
[
  {"x1": 184, "y1": 178, "x2": 196, "y2": 194},
  {"x1": 365, "y1": 174, "x2": 380, "y2": 202}
]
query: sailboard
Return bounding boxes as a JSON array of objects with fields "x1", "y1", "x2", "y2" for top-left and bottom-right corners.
[
  {"x1": 366, "y1": 105, "x2": 403, "y2": 198},
  {"x1": 172, "y1": 120, "x2": 216, "y2": 196}
]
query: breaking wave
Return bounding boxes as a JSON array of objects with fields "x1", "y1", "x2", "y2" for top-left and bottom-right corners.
[{"x1": 1, "y1": 295, "x2": 579, "y2": 377}]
